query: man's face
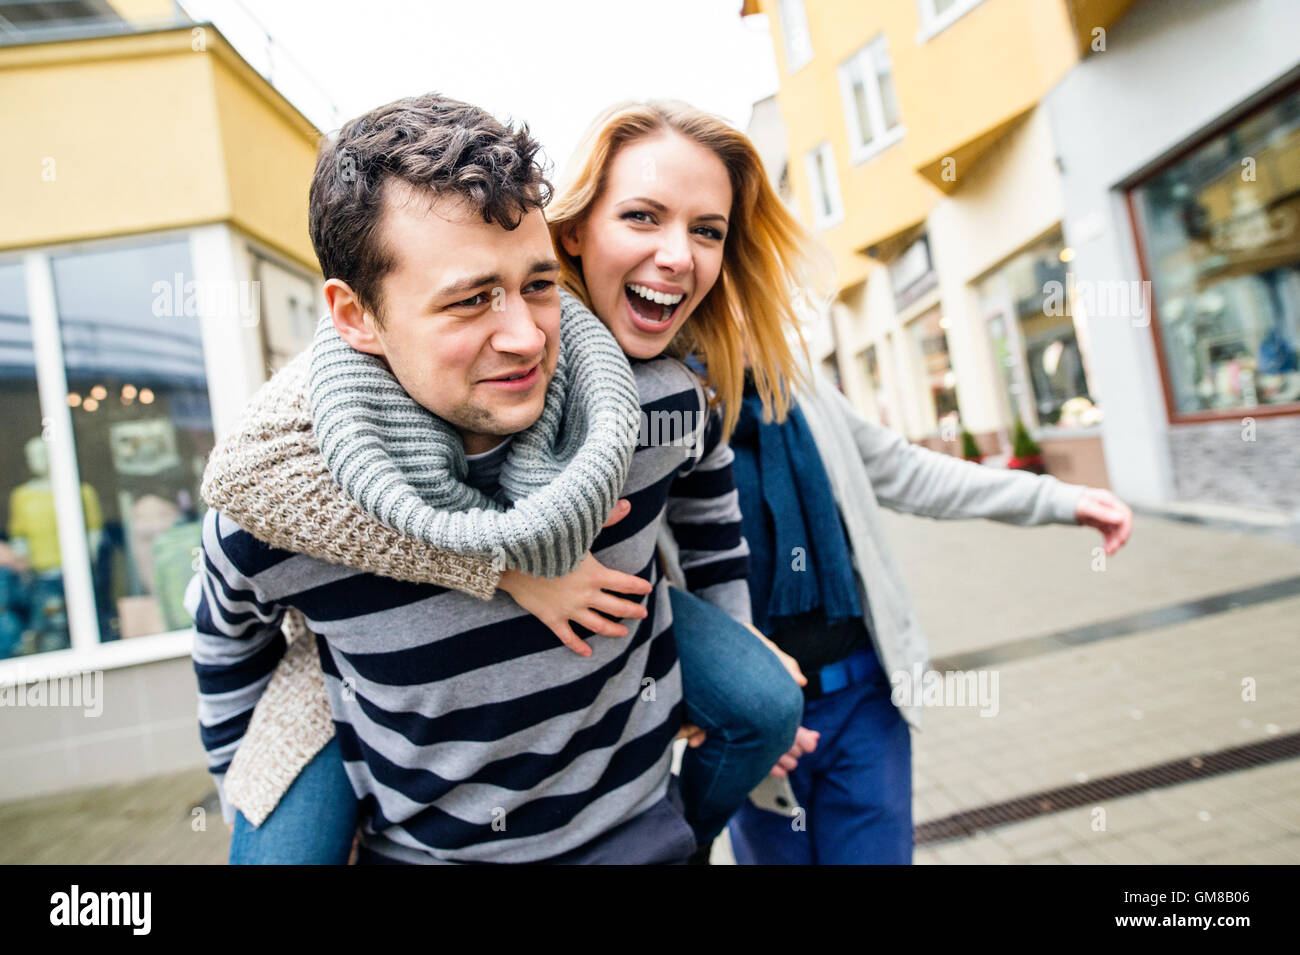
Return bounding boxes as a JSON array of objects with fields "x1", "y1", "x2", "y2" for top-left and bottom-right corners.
[{"x1": 349, "y1": 185, "x2": 561, "y2": 454}]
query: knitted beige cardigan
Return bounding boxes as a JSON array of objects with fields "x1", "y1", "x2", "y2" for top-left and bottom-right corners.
[{"x1": 201, "y1": 351, "x2": 500, "y2": 825}]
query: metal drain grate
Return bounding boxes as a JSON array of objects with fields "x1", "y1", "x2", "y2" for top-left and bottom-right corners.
[{"x1": 915, "y1": 731, "x2": 1300, "y2": 846}]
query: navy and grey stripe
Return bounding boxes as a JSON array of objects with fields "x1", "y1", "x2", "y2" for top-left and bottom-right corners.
[{"x1": 189, "y1": 356, "x2": 752, "y2": 863}]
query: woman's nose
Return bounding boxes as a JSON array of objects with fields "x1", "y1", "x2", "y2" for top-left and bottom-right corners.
[{"x1": 654, "y1": 229, "x2": 692, "y2": 273}]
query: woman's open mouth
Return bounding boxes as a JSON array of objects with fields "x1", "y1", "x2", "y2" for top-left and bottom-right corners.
[{"x1": 624, "y1": 283, "x2": 685, "y2": 334}]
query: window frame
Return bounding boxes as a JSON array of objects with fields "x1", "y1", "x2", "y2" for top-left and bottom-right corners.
[
  {"x1": 804, "y1": 141, "x2": 846, "y2": 231},
  {"x1": 837, "y1": 35, "x2": 906, "y2": 165},
  {"x1": 0, "y1": 226, "x2": 244, "y2": 687},
  {"x1": 915, "y1": 0, "x2": 987, "y2": 43},
  {"x1": 1124, "y1": 78, "x2": 1300, "y2": 425},
  {"x1": 778, "y1": 0, "x2": 813, "y2": 73}
]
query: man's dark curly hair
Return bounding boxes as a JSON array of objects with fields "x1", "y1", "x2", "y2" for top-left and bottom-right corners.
[{"x1": 308, "y1": 92, "x2": 552, "y2": 325}]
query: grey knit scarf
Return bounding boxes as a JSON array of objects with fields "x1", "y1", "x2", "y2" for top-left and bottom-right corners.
[{"x1": 308, "y1": 289, "x2": 640, "y2": 578}]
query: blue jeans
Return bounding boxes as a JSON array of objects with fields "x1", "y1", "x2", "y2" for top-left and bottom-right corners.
[
  {"x1": 229, "y1": 736, "x2": 359, "y2": 865},
  {"x1": 228, "y1": 589, "x2": 803, "y2": 862},
  {"x1": 671, "y1": 587, "x2": 803, "y2": 846},
  {"x1": 727, "y1": 644, "x2": 913, "y2": 865}
]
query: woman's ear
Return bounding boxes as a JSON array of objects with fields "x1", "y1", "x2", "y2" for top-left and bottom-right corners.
[{"x1": 557, "y1": 222, "x2": 583, "y2": 259}]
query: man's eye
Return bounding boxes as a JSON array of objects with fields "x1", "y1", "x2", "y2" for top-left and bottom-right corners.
[
  {"x1": 525, "y1": 279, "x2": 556, "y2": 294},
  {"x1": 452, "y1": 292, "x2": 488, "y2": 308}
]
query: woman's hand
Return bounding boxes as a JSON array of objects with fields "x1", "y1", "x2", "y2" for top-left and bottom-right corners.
[
  {"x1": 1074, "y1": 487, "x2": 1133, "y2": 556},
  {"x1": 769, "y1": 726, "x2": 820, "y2": 778},
  {"x1": 497, "y1": 499, "x2": 654, "y2": 657},
  {"x1": 742, "y1": 622, "x2": 807, "y2": 687},
  {"x1": 675, "y1": 723, "x2": 707, "y2": 748}
]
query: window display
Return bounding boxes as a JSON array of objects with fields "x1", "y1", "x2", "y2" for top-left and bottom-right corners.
[
  {"x1": 0, "y1": 263, "x2": 74, "y2": 657},
  {"x1": 51, "y1": 240, "x2": 214, "y2": 644},
  {"x1": 1131, "y1": 86, "x2": 1300, "y2": 417},
  {"x1": 977, "y1": 229, "x2": 1099, "y2": 429}
]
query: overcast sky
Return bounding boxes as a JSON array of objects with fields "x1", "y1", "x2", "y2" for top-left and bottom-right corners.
[{"x1": 181, "y1": 0, "x2": 780, "y2": 178}]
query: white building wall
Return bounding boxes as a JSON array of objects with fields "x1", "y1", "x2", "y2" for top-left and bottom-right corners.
[
  {"x1": 926, "y1": 105, "x2": 1070, "y2": 437},
  {"x1": 1044, "y1": 0, "x2": 1300, "y2": 508}
]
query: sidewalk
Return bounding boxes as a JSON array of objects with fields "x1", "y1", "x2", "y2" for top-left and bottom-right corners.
[{"x1": 3, "y1": 510, "x2": 1298, "y2": 864}]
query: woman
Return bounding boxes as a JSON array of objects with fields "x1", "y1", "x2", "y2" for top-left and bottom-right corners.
[
  {"x1": 708, "y1": 370, "x2": 1133, "y2": 865},
  {"x1": 204, "y1": 98, "x2": 824, "y2": 863}
]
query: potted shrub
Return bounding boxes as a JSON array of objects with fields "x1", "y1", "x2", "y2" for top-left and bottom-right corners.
[
  {"x1": 1007, "y1": 418, "x2": 1046, "y2": 473},
  {"x1": 960, "y1": 428, "x2": 983, "y2": 463}
]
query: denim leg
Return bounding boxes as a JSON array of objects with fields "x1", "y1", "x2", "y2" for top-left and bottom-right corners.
[
  {"x1": 670, "y1": 587, "x2": 803, "y2": 846},
  {"x1": 228, "y1": 736, "x2": 360, "y2": 865},
  {"x1": 810, "y1": 676, "x2": 914, "y2": 865},
  {"x1": 728, "y1": 661, "x2": 914, "y2": 865}
]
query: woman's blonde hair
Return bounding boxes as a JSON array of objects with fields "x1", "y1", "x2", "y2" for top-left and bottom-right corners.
[{"x1": 548, "y1": 100, "x2": 829, "y2": 437}]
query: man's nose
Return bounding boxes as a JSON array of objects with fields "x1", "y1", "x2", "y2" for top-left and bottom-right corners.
[
  {"x1": 654, "y1": 227, "x2": 692, "y2": 274},
  {"x1": 491, "y1": 293, "x2": 547, "y2": 357}
]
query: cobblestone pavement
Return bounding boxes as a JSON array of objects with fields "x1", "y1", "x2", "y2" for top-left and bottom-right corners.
[{"x1": 4, "y1": 510, "x2": 1298, "y2": 864}]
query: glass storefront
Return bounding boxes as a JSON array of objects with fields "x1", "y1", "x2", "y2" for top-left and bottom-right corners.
[
  {"x1": 1131, "y1": 85, "x2": 1300, "y2": 418},
  {"x1": 51, "y1": 241, "x2": 214, "y2": 644},
  {"x1": 907, "y1": 304, "x2": 960, "y2": 431},
  {"x1": 0, "y1": 263, "x2": 72, "y2": 657},
  {"x1": 977, "y1": 229, "x2": 1099, "y2": 429},
  {"x1": 0, "y1": 238, "x2": 216, "y2": 659}
]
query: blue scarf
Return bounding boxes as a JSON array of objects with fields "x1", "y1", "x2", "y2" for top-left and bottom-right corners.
[{"x1": 730, "y1": 385, "x2": 863, "y2": 635}]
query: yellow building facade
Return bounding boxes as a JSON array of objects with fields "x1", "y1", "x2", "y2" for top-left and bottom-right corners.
[
  {"x1": 0, "y1": 0, "x2": 324, "y2": 799},
  {"x1": 745, "y1": 0, "x2": 1132, "y2": 486}
]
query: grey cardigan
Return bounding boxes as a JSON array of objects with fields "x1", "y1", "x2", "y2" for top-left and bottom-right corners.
[{"x1": 663, "y1": 366, "x2": 1085, "y2": 730}]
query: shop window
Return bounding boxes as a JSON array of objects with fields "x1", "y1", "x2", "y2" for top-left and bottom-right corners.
[
  {"x1": 0, "y1": 262, "x2": 75, "y2": 658},
  {"x1": 1130, "y1": 86, "x2": 1300, "y2": 418},
  {"x1": 51, "y1": 240, "x2": 213, "y2": 644},
  {"x1": 907, "y1": 305, "x2": 960, "y2": 432},
  {"x1": 860, "y1": 344, "x2": 892, "y2": 428},
  {"x1": 977, "y1": 229, "x2": 1099, "y2": 429}
]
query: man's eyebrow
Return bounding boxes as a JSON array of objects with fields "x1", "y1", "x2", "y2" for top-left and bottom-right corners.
[
  {"x1": 434, "y1": 259, "x2": 560, "y2": 301},
  {"x1": 437, "y1": 272, "x2": 500, "y2": 299}
]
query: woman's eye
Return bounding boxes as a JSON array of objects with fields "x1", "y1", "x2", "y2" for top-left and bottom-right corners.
[
  {"x1": 622, "y1": 210, "x2": 655, "y2": 224},
  {"x1": 695, "y1": 227, "x2": 725, "y2": 241}
]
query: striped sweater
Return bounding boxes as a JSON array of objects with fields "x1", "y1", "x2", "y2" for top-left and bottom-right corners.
[{"x1": 187, "y1": 356, "x2": 751, "y2": 864}]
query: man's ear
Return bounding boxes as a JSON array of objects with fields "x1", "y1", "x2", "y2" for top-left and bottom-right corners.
[
  {"x1": 557, "y1": 221, "x2": 583, "y2": 259},
  {"x1": 325, "y1": 278, "x2": 384, "y2": 356}
]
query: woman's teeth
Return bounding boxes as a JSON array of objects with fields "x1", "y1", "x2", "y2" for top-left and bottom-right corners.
[
  {"x1": 626, "y1": 284, "x2": 682, "y2": 324},
  {"x1": 627, "y1": 283, "x2": 684, "y2": 306}
]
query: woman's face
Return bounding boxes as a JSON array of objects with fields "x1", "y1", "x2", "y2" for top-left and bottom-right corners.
[{"x1": 561, "y1": 130, "x2": 732, "y2": 359}]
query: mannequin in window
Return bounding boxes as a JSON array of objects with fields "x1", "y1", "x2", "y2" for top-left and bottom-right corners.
[{"x1": 6, "y1": 436, "x2": 103, "y2": 651}]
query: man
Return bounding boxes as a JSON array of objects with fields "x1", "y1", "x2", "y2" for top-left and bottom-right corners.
[{"x1": 188, "y1": 93, "x2": 745, "y2": 864}]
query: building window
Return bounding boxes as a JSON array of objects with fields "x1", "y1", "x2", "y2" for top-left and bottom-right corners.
[
  {"x1": 907, "y1": 305, "x2": 960, "y2": 433},
  {"x1": 976, "y1": 229, "x2": 1099, "y2": 430},
  {"x1": 860, "y1": 344, "x2": 892, "y2": 428},
  {"x1": 916, "y1": 0, "x2": 986, "y2": 41},
  {"x1": 1130, "y1": 85, "x2": 1300, "y2": 420},
  {"x1": 49, "y1": 240, "x2": 215, "y2": 645},
  {"x1": 838, "y1": 36, "x2": 904, "y2": 163},
  {"x1": 778, "y1": 0, "x2": 813, "y2": 72},
  {"x1": 0, "y1": 262, "x2": 75, "y2": 658},
  {"x1": 889, "y1": 234, "x2": 937, "y2": 310},
  {"x1": 804, "y1": 141, "x2": 844, "y2": 230}
]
